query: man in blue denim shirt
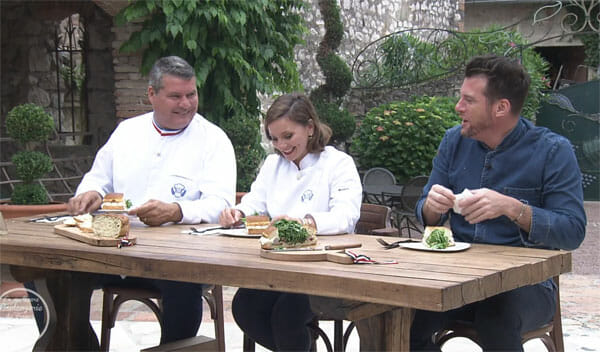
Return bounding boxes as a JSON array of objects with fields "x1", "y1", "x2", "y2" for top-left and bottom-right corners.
[{"x1": 411, "y1": 55, "x2": 586, "y2": 351}]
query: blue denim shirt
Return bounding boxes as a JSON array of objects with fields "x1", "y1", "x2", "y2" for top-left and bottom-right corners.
[{"x1": 416, "y1": 118, "x2": 586, "y2": 251}]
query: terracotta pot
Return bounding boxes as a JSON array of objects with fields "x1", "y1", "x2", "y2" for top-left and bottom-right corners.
[
  {"x1": 235, "y1": 192, "x2": 247, "y2": 205},
  {"x1": 0, "y1": 202, "x2": 68, "y2": 219}
]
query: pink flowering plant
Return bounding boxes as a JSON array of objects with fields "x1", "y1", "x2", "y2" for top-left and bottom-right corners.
[{"x1": 351, "y1": 96, "x2": 460, "y2": 182}]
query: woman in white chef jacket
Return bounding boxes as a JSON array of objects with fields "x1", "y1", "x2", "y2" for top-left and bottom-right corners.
[{"x1": 219, "y1": 93, "x2": 362, "y2": 351}]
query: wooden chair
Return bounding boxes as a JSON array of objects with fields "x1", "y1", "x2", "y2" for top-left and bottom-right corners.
[
  {"x1": 433, "y1": 276, "x2": 564, "y2": 352},
  {"x1": 100, "y1": 284, "x2": 225, "y2": 352},
  {"x1": 243, "y1": 203, "x2": 398, "y2": 352}
]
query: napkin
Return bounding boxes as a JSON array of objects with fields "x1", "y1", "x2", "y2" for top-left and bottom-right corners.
[{"x1": 453, "y1": 189, "x2": 473, "y2": 215}]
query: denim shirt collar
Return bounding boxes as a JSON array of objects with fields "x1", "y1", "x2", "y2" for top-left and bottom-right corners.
[{"x1": 478, "y1": 117, "x2": 528, "y2": 152}]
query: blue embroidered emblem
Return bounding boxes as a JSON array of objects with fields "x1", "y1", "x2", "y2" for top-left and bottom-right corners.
[
  {"x1": 171, "y1": 183, "x2": 187, "y2": 198},
  {"x1": 301, "y1": 190, "x2": 314, "y2": 202}
]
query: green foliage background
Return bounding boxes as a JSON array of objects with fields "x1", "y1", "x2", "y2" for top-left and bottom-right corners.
[
  {"x1": 376, "y1": 27, "x2": 550, "y2": 120},
  {"x1": 116, "y1": 0, "x2": 306, "y2": 191},
  {"x1": 351, "y1": 96, "x2": 461, "y2": 182}
]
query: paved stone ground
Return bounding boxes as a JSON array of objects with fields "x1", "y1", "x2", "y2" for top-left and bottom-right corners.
[{"x1": 1, "y1": 202, "x2": 599, "y2": 351}]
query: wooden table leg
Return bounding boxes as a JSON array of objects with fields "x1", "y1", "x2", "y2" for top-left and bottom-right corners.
[
  {"x1": 10, "y1": 266, "x2": 99, "y2": 351},
  {"x1": 354, "y1": 307, "x2": 414, "y2": 351}
]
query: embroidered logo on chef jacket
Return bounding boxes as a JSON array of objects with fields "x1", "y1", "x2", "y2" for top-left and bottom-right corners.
[
  {"x1": 171, "y1": 183, "x2": 187, "y2": 198},
  {"x1": 301, "y1": 189, "x2": 314, "y2": 202}
]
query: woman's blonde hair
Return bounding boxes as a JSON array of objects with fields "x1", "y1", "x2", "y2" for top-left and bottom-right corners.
[{"x1": 265, "y1": 93, "x2": 332, "y2": 153}]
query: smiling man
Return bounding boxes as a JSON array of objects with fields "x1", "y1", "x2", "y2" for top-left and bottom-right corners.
[
  {"x1": 67, "y1": 56, "x2": 236, "y2": 344},
  {"x1": 413, "y1": 55, "x2": 586, "y2": 351}
]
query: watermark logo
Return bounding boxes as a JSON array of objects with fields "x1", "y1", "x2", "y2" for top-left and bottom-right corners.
[{"x1": 1, "y1": 287, "x2": 50, "y2": 337}]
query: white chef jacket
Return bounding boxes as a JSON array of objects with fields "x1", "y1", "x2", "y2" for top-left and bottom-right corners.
[
  {"x1": 76, "y1": 112, "x2": 236, "y2": 224},
  {"x1": 236, "y1": 146, "x2": 362, "y2": 235}
]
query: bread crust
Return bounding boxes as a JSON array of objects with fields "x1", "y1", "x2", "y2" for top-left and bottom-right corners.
[
  {"x1": 245, "y1": 215, "x2": 270, "y2": 234},
  {"x1": 103, "y1": 193, "x2": 124, "y2": 202}
]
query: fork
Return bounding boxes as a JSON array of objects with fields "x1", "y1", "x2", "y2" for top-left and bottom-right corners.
[
  {"x1": 189, "y1": 226, "x2": 225, "y2": 234},
  {"x1": 376, "y1": 237, "x2": 415, "y2": 249}
]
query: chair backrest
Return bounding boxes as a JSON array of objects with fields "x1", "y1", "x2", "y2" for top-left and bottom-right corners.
[
  {"x1": 362, "y1": 167, "x2": 396, "y2": 186},
  {"x1": 400, "y1": 175, "x2": 429, "y2": 212},
  {"x1": 355, "y1": 203, "x2": 393, "y2": 234},
  {"x1": 434, "y1": 275, "x2": 563, "y2": 351}
]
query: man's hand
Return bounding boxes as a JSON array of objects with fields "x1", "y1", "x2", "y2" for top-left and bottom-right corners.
[
  {"x1": 128, "y1": 199, "x2": 182, "y2": 226},
  {"x1": 459, "y1": 188, "x2": 516, "y2": 224},
  {"x1": 67, "y1": 191, "x2": 102, "y2": 215},
  {"x1": 422, "y1": 184, "x2": 455, "y2": 225}
]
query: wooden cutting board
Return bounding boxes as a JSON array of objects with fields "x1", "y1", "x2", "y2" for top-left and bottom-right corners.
[
  {"x1": 260, "y1": 248, "x2": 354, "y2": 264},
  {"x1": 54, "y1": 224, "x2": 136, "y2": 247}
]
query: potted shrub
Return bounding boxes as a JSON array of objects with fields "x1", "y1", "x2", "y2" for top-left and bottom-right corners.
[{"x1": 0, "y1": 103, "x2": 66, "y2": 218}]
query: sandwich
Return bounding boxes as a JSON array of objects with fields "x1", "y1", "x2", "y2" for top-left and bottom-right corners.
[
  {"x1": 101, "y1": 193, "x2": 127, "y2": 210},
  {"x1": 422, "y1": 226, "x2": 455, "y2": 249},
  {"x1": 260, "y1": 219, "x2": 317, "y2": 250},
  {"x1": 92, "y1": 214, "x2": 130, "y2": 238},
  {"x1": 245, "y1": 215, "x2": 271, "y2": 234}
]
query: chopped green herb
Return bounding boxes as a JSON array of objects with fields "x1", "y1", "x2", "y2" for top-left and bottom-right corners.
[
  {"x1": 125, "y1": 199, "x2": 133, "y2": 209},
  {"x1": 273, "y1": 219, "x2": 309, "y2": 244},
  {"x1": 426, "y1": 229, "x2": 450, "y2": 249}
]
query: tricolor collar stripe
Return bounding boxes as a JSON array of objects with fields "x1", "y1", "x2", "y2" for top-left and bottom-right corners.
[{"x1": 152, "y1": 120, "x2": 185, "y2": 136}]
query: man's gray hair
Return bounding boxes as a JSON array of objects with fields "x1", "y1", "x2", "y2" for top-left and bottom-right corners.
[{"x1": 148, "y1": 56, "x2": 195, "y2": 93}]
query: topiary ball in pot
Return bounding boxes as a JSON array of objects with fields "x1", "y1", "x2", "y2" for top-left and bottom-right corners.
[{"x1": 5, "y1": 103, "x2": 55, "y2": 204}]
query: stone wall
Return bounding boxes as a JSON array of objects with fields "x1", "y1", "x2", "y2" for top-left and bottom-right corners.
[
  {"x1": 0, "y1": 1, "x2": 116, "y2": 149},
  {"x1": 296, "y1": 0, "x2": 463, "y2": 93}
]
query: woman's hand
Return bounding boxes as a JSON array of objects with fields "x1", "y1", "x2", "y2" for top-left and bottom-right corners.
[{"x1": 219, "y1": 208, "x2": 244, "y2": 227}]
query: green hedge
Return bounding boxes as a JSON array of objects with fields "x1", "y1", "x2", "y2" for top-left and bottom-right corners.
[{"x1": 351, "y1": 96, "x2": 460, "y2": 182}]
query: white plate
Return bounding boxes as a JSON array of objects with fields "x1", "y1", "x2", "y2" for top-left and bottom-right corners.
[{"x1": 399, "y1": 241, "x2": 471, "y2": 252}]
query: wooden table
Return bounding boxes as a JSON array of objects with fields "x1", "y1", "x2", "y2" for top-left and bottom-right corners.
[{"x1": 0, "y1": 217, "x2": 571, "y2": 351}]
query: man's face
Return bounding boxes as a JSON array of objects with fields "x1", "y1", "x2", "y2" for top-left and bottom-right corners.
[
  {"x1": 455, "y1": 75, "x2": 494, "y2": 141},
  {"x1": 148, "y1": 75, "x2": 198, "y2": 130}
]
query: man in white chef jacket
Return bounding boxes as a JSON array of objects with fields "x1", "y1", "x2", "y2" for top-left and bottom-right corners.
[{"x1": 67, "y1": 55, "x2": 236, "y2": 344}]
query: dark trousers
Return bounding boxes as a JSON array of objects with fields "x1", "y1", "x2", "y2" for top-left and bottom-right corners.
[
  {"x1": 232, "y1": 288, "x2": 316, "y2": 352},
  {"x1": 410, "y1": 282, "x2": 556, "y2": 351},
  {"x1": 97, "y1": 275, "x2": 204, "y2": 344}
]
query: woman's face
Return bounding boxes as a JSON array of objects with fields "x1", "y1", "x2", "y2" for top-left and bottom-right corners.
[{"x1": 268, "y1": 116, "x2": 314, "y2": 166}]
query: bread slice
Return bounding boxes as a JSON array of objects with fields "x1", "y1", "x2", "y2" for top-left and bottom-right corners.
[
  {"x1": 101, "y1": 193, "x2": 126, "y2": 210},
  {"x1": 92, "y1": 214, "x2": 130, "y2": 238},
  {"x1": 422, "y1": 226, "x2": 455, "y2": 249},
  {"x1": 260, "y1": 222, "x2": 317, "y2": 250},
  {"x1": 245, "y1": 215, "x2": 270, "y2": 234}
]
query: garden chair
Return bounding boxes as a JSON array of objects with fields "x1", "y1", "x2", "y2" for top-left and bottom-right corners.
[
  {"x1": 362, "y1": 167, "x2": 397, "y2": 205},
  {"x1": 395, "y1": 175, "x2": 428, "y2": 238},
  {"x1": 433, "y1": 276, "x2": 563, "y2": 352},
  {"x1": 100, "y1": 284, "x2": 225, "y2": 352}
]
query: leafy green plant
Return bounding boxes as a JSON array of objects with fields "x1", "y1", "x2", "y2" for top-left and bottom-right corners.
[
  {"x1": 5, "y1": 103, "x2": 55, "y2": 204},
  {"x1": 370, "y1": 27, "x2": 550, "y2": 120},
  {"x1": 115, "y1": 0, "x2": 306, "y2": 191},
  {"x1": 442, "y1": 26, "x2": 550, "y2": 120},
  {"x1": 351, "y1": 96, "x2": 460, "y2": 182}
]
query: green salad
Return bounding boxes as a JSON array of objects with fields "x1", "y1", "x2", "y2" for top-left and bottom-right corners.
[
  {"x1": 273, "y1": 219, "x2": 310, "y2": 244},
  {"x1": 425, "y1": 229, "x2": 451, "y2": 249}
]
